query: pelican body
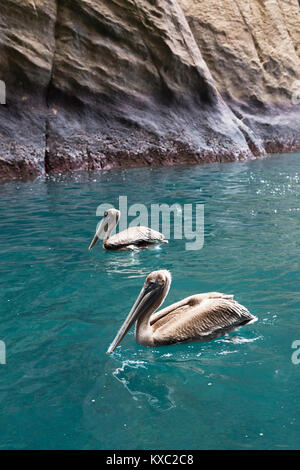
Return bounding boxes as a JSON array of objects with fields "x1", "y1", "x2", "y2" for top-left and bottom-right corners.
[
  {"x1": 107, "y1": 270, "x2": 257, "y2": 353},
  {"x1": 89, "y1": 208, "x2": 167, "y2": 251}
]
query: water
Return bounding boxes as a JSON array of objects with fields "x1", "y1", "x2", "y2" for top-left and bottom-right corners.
[{"x1": 0, "y1": 153, "x2": 299, "y2": 450}]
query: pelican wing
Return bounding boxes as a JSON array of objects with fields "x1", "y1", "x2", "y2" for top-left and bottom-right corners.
[
  {"x1": 152, "y1": 296, "x2": 256, "y2": 345},
  {"x1": 105, "y1": 226, "x2": 166, "y2": 249},
  {"x1": 150, "y1": 292, "x2": 234, "y2": 326}
]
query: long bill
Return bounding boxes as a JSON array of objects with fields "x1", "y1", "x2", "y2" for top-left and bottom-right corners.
[
  {"x1": 106, "y1": 281, "x2": 163, "y2": 354},
  {"x1": 89, "y1": 233, "x2": 99, "y2": 250},
  {"x1": 88, "y1": 219, "x2": 107, "y2": 250}
]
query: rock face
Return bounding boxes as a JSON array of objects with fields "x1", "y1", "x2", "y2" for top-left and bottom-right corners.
[
  {"x1": 0, "y1": 0, "x2": 299, "y2": 181},
  {"x1": 180, "y1": 0, "x2": 300, "y2": 153}
]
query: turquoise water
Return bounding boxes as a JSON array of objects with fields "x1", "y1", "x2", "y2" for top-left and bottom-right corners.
[{"x1": 0, "y1": 153, "x2": 299, "y2": 450}]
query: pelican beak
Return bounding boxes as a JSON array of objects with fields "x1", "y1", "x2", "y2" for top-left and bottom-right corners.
[
  {"x1": 88, "y1": 218, "x2": 107, "y2": 250},
  {"x1": 89, "y1": 233, "x2": 99, "y2": 250},
  {"x1": 107, "y1": 281, "x2": 163, "y2": 354}
]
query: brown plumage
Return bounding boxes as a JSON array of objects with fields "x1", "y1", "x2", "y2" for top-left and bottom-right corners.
[
  {"x1": 88, "y1": 208, "x2": 167, "y2": 251},
  {"x1": 107, "y1": 270, "x2": 257, "y2": 353}
]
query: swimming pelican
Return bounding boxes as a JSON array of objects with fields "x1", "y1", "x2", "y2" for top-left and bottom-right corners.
[
  {"x1": 107, "y1": 270, "x2": 257, "y2": 353},
  {"x1": 89, "y1": 208, "x2": 167, "y2": 251}
]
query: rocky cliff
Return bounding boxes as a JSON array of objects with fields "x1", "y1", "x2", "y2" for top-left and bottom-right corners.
[{"x1": 0, "y1": 0, "x2": 299, "y2": 181}]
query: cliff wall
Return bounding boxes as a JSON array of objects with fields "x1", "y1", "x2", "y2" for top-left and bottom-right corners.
[{"x1": 0, "y1": 0, "x2": 299, "y2": 180}]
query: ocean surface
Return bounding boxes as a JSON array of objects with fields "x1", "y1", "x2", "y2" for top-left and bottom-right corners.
[{"x1": 0, "y1": 153, "x2": 299, "y2": 450}]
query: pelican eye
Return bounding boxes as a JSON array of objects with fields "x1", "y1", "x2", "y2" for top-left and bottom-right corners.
[
  {"x1": 104, "y1": 211, "x2": 108, "y2": 217},
  {"x1": 147, "y1": 279, "x2": 163, "y2": 292},
  {"x1": 145, "y1": 279, "x2": 156, "y2": 289}
]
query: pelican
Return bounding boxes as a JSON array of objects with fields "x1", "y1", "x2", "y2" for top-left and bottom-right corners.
[
  {"x1": 89, "y1": 208, "x2": 167, "y2": 251},
  {"x1": 107, "y1": 270, "x2": 257, "y2": 353}
]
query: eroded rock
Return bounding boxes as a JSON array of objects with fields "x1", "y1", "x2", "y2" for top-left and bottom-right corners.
[{"x1": 0, "y1": 0, "x2": 299, "y2": 181}]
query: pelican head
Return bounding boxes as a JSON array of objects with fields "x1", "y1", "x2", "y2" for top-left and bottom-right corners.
[
  {"x1": 107, "y1": 270, "x2": 171, "y2": 354},
  {"x1": 89, "y1": 208, "x2": 120, "y2": 250}
]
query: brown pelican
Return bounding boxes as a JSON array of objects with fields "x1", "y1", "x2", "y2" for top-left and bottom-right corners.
[
  {"x1": 107, "y1": 270, "x2": 257, "y2": 353},
  {"x1": 89, "y1": 208, "x2": 167, "y2": 251}
]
